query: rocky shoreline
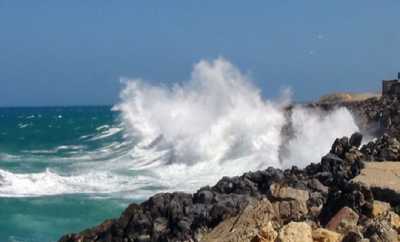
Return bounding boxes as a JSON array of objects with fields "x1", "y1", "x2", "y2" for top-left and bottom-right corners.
[{"x1": 60, "y1": 95, "x2": 400, "y2": 242}]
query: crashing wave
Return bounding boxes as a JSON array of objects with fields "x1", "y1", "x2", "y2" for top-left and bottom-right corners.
[{"x1": 0, "y1": 58, "x2": 359, "y2": 197}]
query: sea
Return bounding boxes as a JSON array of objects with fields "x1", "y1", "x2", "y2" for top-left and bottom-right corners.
[
  {"x1": 0, "y1": 106, "x2": 138, "y2": 241},
  {"x1": 0, "y1": 59, "x2": 360, "y2": 241}
]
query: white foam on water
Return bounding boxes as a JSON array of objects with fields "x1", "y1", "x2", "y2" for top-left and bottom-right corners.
[
  {"x1": 0, "y1": 153, "x2": 21, "y2": 161},
  {"x1": 22, "y1": 145, "x2": 87, "y2": 155},
  {"x1": 17, "y1": 123, "x2": 32, "y2": 129},
  {"x1": 281, "y1": 106, "x2": 359, "y2": 168},
  {"x1": 0, "y1": 168, "x2": 156, "y2": 197},
  {"x1": 0, "y1": 58, "x2": 360, "y2": 197},
  {"x1": 96, "y1": 125, "x2": 110, "y2": 131},
  {"x1": 89, "y1": 127, "x2": 123, "y2": 141}
]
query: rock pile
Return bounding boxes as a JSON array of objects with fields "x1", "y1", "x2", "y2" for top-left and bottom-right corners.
[
  {"x1": 60, "y1": 130, "x2": 400, "y2": 242},
  {"x1": 361, "y1": 134, "x2": 400, "y2": 161}
]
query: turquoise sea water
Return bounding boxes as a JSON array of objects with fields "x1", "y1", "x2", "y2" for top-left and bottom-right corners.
[{"x1": 0, "y1": 107, "x2": 140, "y2": 242}]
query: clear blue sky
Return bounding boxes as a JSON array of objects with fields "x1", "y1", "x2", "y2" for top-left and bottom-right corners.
[{"x1": 1, "y1": 0, "x2": 399, "y2": 106}]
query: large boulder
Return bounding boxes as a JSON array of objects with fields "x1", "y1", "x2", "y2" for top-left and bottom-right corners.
[
  {"x1": 325, "y1": 207, "x2": 359, "y2": 234},
  {"x1": 330, "y1": 137, "x2": 351, "y2": 158},
  {"x1": 252, "y1": 221, "x2": 278, "y2": 242},
  {"x1": 277, "y1": 222, "x2": 313, "y2": 242},
  {"x1": 312, "y1": 228, "x2": 342, "y2": 242},
  {"x1": 365, "y1": 220, "x2": 398, "y2": 242},
  {"x1": 269, "y1": 183, "x2": 310, "y2": 202},
  {"x1": 200, "y1": 199, "x2": 277, "y2": 242},
  {"x1": 324, "y1": 207, "x2": 367, "y2": 241},
  {"x1": 372, "y1": 200, "x2": 392, "y2": 218},
  {"x1": 269, "y1": 183, "x2": 310, "y2": 222},
  {"x1": 352, "y1": 162, "x2": 400, "y2": 204},
  {"x1": 349, "y1": 132, "x2": 363, "y2": 148}
]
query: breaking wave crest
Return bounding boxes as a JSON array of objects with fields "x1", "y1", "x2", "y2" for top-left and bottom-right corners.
[{"x1": 0, "y1": 58, "x2": 359, "y2": 197}]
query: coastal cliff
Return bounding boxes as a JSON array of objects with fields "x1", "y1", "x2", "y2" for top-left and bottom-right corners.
[{"x1": 60, "y1": 95, "x2": 400, "y2": 242}]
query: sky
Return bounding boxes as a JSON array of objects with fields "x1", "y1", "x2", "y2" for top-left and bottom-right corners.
[{"x1": 0, "y1": 0, "x2": 399, "y2": 107}]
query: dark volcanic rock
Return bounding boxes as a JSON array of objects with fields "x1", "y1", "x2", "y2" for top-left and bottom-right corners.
[
  {"x1": 319, "y1": 182, "x2": 373, "y2": 226},
  {"x1": 350, "y1": 132, "x2": 363, "y2": 148},
  {"x1": 330, "y1": 137, "x2": 351, "y2": 158},
  {"x1": 361, "y1": 134, "x2": 400, "y2": 161}
]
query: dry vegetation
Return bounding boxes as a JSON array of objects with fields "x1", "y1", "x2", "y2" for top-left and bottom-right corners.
[{"x1": 319, "y1": 92, "x2": 381, "y2": 103}]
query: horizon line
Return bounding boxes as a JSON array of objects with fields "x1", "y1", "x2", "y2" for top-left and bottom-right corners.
[{"x1": 0, "y1": 104, "x2": 115, "y2": 109}]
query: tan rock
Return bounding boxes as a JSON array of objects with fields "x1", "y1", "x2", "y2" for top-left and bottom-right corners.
[
  {"x1": 251, "y1": 221, "x2": 278, "y2": 242},
  {"x1": 201, "y1": 199, "x2": 277, "y2": 242},
  {"x1": 372, "y1": 200, "x2": 391, "y2": 217},
  {"x1": 387, "y1": 211, "x2": 400, "y2": 231},
  {"x1": 352, "y1": 162, "x2": 400, "y2": 204},
  {"x1": 312, "y1": 228, "x2": 342, "y2": 242},
  {"x1": 345, "y1": 149, "x2": 364, "y2": 162},
  {"x1": 368, "y1": 220, "x2": 398, "y2": 241},
  {"x1": 278, "y1": 222, "x2": 312, "y2": 242},
  {"x1": 273, "y1": 200, "x2": 308, "y2": 221},
  {"x1": 270, "y1": 183, "x2": 309, "y2": 202},
  {"x1": 326, "y1": 207, "x2": 359, "y2": 233},
  {"x1": 270, "y1": 183, "x2": 310, "y2": 221}
]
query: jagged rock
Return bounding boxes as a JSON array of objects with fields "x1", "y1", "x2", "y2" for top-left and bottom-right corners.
[
  {"x1": 308, "y1": 178, "x2": 329, "y2": 194},
  {"x1": 194, "y1": 189, "x2": 214, "y2": 204},
  {"x1": 200, "y1": 199, "x2": 276, "y2": 242},
  {"x1": 59, "y1": 219, "x2": 115, "y2": 242},
  {"x1": 387, "y1": 211, "x2": 400, "y2": 232},
  {"x1": 269, "y1": 183, "x2": 309, "y2": 202},
  {"x1": 277, "y1": 222, "x2": 313, "y2": 242},
  {"x1": 212, "y1": 176, "x2": 259, "y2": 196},
  {"x1": 319, "y1": 152, "x2": 364, "y2": 187},
  {"x1": 345, "y1": 148, "x2": 364, "y2": 163},
  {"x1": 365, "y1": 220, "x2": 398, "y2": 242},
  {"x1": 270, "y1": 183, "x2": 310, "y2": 221},
  {"x1": 312, "y1": 228, "x2": 342, "y2": 242},
  {"x1": 153, "y1": 217, "x2": 168, "y2": 234},
  {"x1": 341, "y1": 229, "x2": 364, "y2": 242},
  {"x1": 350, "y1": 132, "x2": 363, "y2": 148},
  {"x1": 352, "y1": 162, "x2": 400, "y2": 204},
  {"x1": 319, "y1": 181, "x2": 373, "y2": 226},
  {"x1": 361, "y1": 135, "x2": 400, "y2": 161},
  {"x1": 330, "y1": 137, "x2": 351, "y2": 158},
  {"x1": 362, "y1": 210, "x2": 400, "y2": 241},
  {"x1": 251, "y1": 221, "x2": 278, "y2": 242},
  {"x1": 273, "y1": 200, "x2": 309, "y2": 222},
  {"x1": 326, "y1": 207, "x2": 359, "y2": 233},
  {"x1": 372, "y1": 200, "x2": 391, "y2": 217}
]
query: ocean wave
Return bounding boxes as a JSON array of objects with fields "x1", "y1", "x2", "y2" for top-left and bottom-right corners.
[
  {"x1": 0, "y1": 58, "x2": 360, "y2": 197},
  {"x1": 96, "y1": 125, "x2": 110, "y2": 131},
  {"x1": 22, "y1": 145, "x2": 87, "y2": 155},
  {"x1": 0, "y1": 168, "x2": 157, "y2": 197},
  {"x1": 88, "y1": 127, "x2": 123, "y2": 141},
  {"x1": 17, "y1": 123, "x2": 32, "y2": 129},
  {"x1": 111, "y1": 58, "x2": 359, "y2": 194},
  {"x1": 0, "y1": 153, "x2": 20, "y2": 161}
]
